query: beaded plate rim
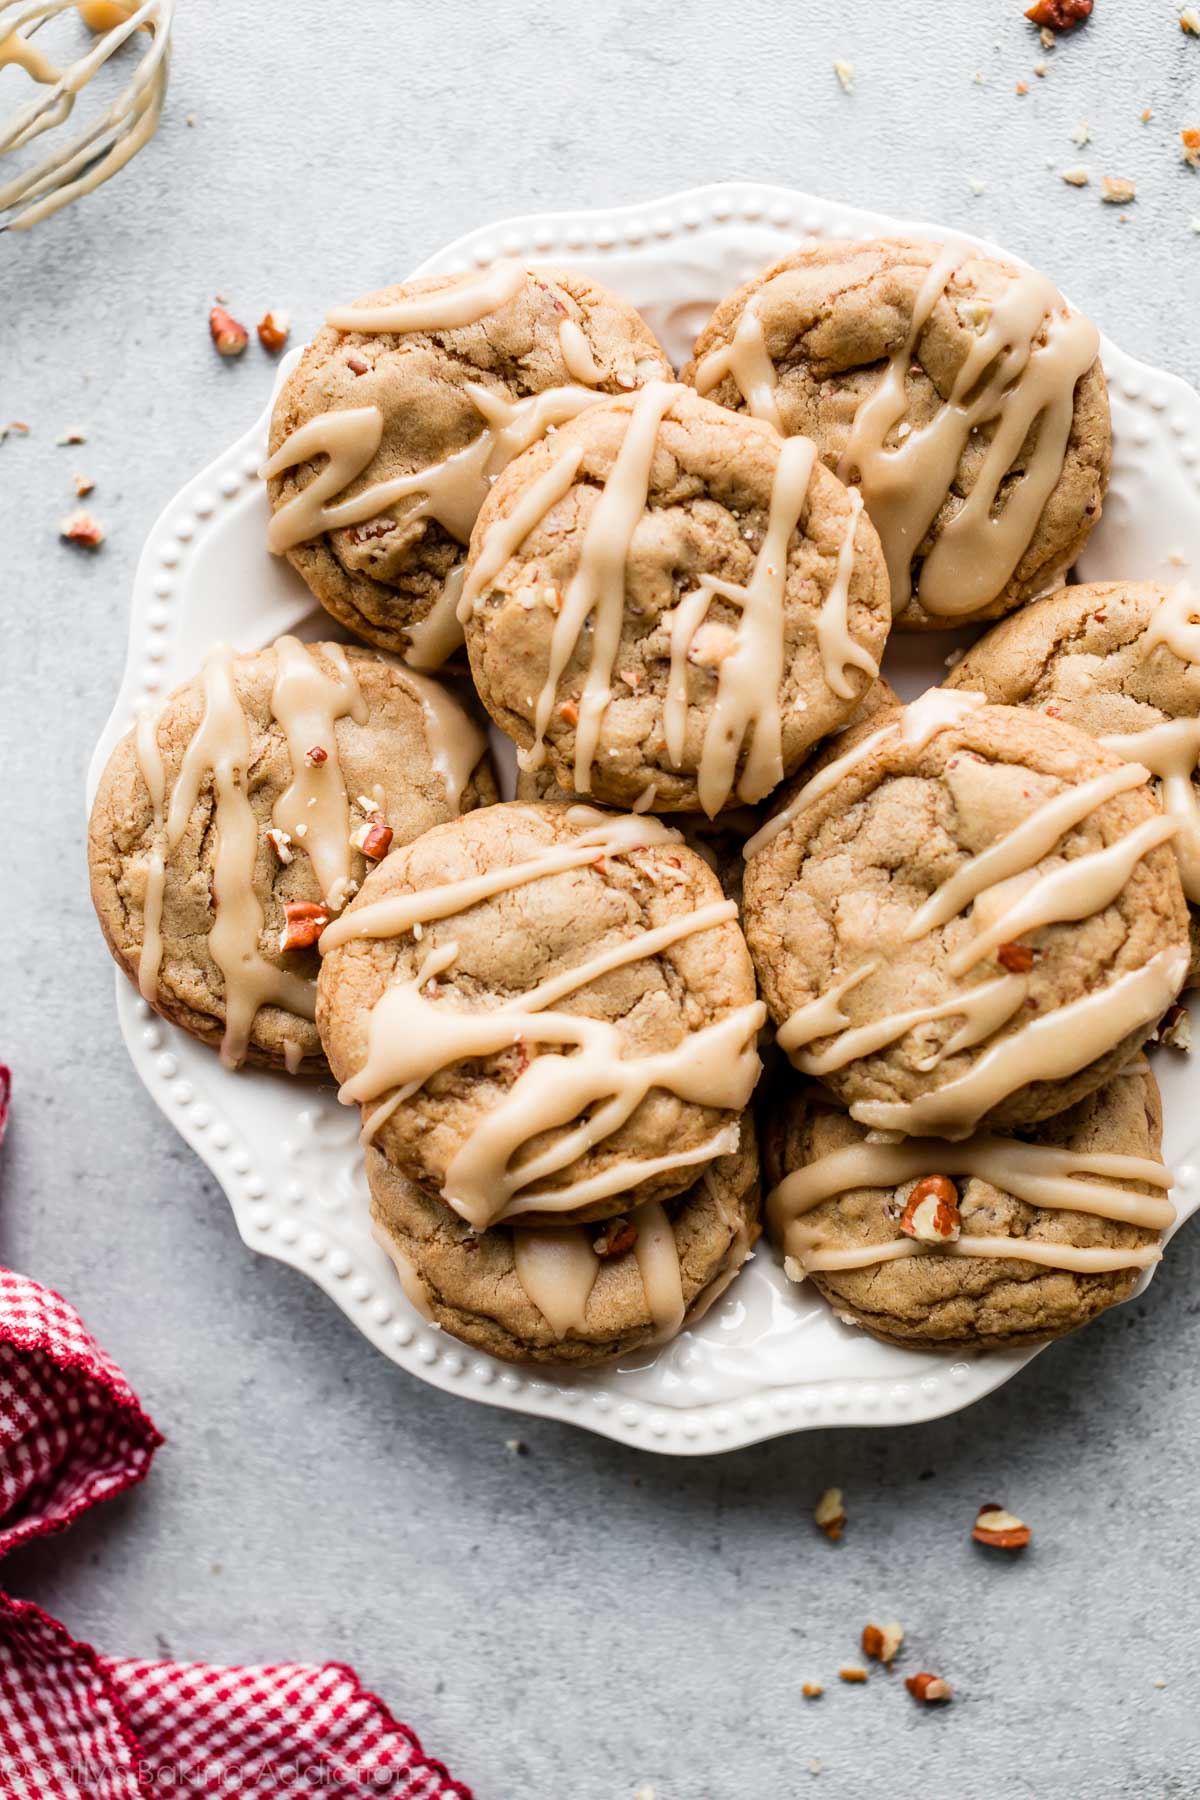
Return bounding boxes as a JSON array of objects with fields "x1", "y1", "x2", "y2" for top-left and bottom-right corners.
[{"x1": 89, "y1": 181, "x2": 1200, "y2": 1456}]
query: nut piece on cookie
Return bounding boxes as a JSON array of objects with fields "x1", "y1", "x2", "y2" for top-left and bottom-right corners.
[
  {"x1": 462, "y1": 383, "x2": 890, "y2": 815},
  {"x1": 87, "y1": 639, "x2": 495, "y2": 1073},
  {"x1": 365, "y1": 1132, "x2": 760, "y2": 1367},
  {"x1": 317, "y1": 801, "x2": 764, "y2": 1228},
  {"x1": 683, "y1": 238, "x2": 1109, "y2": 630},
  {"x1": 263, "y1": 263, "x2": 673, "y2": 665},
  {"x1": 761, "y1": 1065, "x2": 1173, "y2": 1351},
  {"x1": 745, "y1": 693, "x2": 1189, "y2": 1134},
  {"x1": 944, "y1": 581, "x2": 1200, "y2": 989}
]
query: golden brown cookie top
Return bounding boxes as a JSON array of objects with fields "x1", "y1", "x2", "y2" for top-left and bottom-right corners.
[
  {"x1": 761, "y1": 1066, "x2": 1168, "y2": 1350},
  {"x1": 461, "y1": 382, "x2": 890, "y2": 815},
  {"x1": 743, "y1": 691, "x2": 1188, "y2": 1134},
  {"x1": 316, "y1": 800, "x2": 764, "y2": 1228},
  {"x1": 265, "y1": 263, "x2": 672, "y2": 661},
  {"x1": 367, "y1": 1130, "x2": 759, "y2": 1367},
  {"x1": 684, "y1": 237, "x2": 1110, "y2": 629},
  {"x1": 88, "y1": 640, "x2": 494, "y2": 1072}
]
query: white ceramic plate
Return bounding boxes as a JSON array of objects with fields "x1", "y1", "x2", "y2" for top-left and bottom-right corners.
[{"x1": 88, "y1": 182, "x2": 1200, "y2": 1455}]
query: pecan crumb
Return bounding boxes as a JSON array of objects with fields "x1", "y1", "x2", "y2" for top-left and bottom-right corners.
[
  {"x1": 802, "y1": 1682, "x2": 824, "y2": 1699},
  {"x1": 838, "y1": 1664, "x2": 868, "y2": 1684},
  {"x1": 1025, "y1": 0, "x2": 1092, "y2": 24},
  {"x1": 593, "y1": 1218, "x2": 638, "y2": 1259},
  {"x1": 1183, "y1": 127, "x2": 1200, "y2": 166},
  {"x1": 209, "y1": 305, "x2": 248, "y2": 356},
  {"x1": 997, "y1": 941, "x2": 1037, "y2": 973},
  {"x1": 55, "y1": 425, "x2": 87, "y2": 445},
  {"x1": 906, "y1": 1671, "x2": 953, "y2": 1703},
  {"x1": 347, "y1": 354, "x2": 370, "y2": 375},
  {"x1": 1062, "y1": 165, "x2": 1091, "y2": 186},
  {"x1": 1101, "y1": 176, "x2": 1137, "y2": 204},
  {"x1": 60, "y1": 509, "x2": 104, "y2": 548},
  {"x1": 74, "y1": 474, "x2": 94, "y2": 497},
  {"x1": 279, "y1": 901, "x2": 330, "y2": 951},
  {"x1": 832, "y1": 58, "x2": 854, "y2": 92},
  {"x1": 814, "y1": 1486, "x2": 846, "y2": 1542},
  {"x1": 862, "y1": 1620, "x2": 905, "y2": 1666},
  {"x1": 900, "y1": 1176, "x2": 961, "y2": 1245},
  {"x1": 973, "y1": 1503, "x2": 1032, "y2": 1549},
  {"x1": 257, "y1": 310, "x2": 290, "y2": 352},
  {"x1": 304, "y1": 744, "x2": 328, "y2": 766},
  {"x1": 1183, "y1": 8, "x2": 1200, "y2": 34}
]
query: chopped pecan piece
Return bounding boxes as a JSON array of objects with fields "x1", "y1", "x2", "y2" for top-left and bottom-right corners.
[
  {"x1": 973, "y1": 1503, "x2": 1032, "y2": 1549},
  {"x1": 279, "y1": 901, "x2": 330, "y2": 951}
]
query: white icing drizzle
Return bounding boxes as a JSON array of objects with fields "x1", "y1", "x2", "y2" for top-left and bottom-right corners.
[
  {"x1": 786, "y1": 971, "x2": 1027, "y2": 1074},
  {"x1": 850, "y1": 946, "x2": 1188, "y2": 1135},
  {"x1": 692, "y1": 299, "x2": 784, "y2": 433},
  {"x1": 769, "y1": 1130, "x2": 1173, "y2": 1278},
  {"x1": 817, "y1": 486, "x2": 879, "y2": 702},
  {"x1": 633, "y1": 1201, "x2": 686, "y2": 1334},
  {"x1": 264, "y1": 384, "x2": 600, "y2": 557},
  {"x1": 371, "y1": 1221, "x2": 436, "y2": 1321},
  {"x1": 512, "y1": 1227, "x2": 599, "y2": 1337},
  {"x1": 904, "y1": 761, "x2": 1151, "y2": 937},
  {"x1": 557, "y1": 318, "x2": 604, "y2": 386},
  {"x1": 458, "y1": 442, "x2": 586, "y2": 619},
  {"x1": 948, "y1": 814, "x2": 1177, "y2": 977},
  {"x1": 320, "y1": 810, "x2": 680, "y2": 953},
  {"x1": 327, "y1": 814, "x2": 762, "y2": 1227},
  {"x1": 1103, "y1": 723, "x2": 1200, "y2": 902},
  {"x1": 521, "y1": 380, "x2": 677, "y2": 793},
  {"x1": 270, "y1": 637, "x2": 368, "y2": 910},
  {"x1": 326, "y1": 260, "x2": 526, "y2": 334},
  {"x1": 501, "y1": 1126, "x2": 740, "y2": 1223},
  {"x1": 744, "y1": 687, "x2": 986, "y2": 857},
  {"x1": 134, "y1": 698, "x2": 167, "y2": 1003},
  {"x1": 403, "y1": 565, "x2": 469, "y2": 671},
  {"x1": 836, "y1": 244, "x2": 1101, "y2": 617},
  {"x1": 166, "y1": 646, "x2": 316, "y2": 1067}
]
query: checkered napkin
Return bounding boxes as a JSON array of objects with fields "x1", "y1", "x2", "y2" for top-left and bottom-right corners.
[{"x1": 0, "y1": 1068, "x2": 471, "y2": 1800}]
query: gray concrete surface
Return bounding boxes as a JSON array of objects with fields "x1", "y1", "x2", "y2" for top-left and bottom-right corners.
[{"x1": 3, "y1": 2, "x2": 1200, "y2": 1795}]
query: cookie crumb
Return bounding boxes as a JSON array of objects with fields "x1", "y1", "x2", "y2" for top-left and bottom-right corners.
[
  {"x1": 1015, "y1": 80, "x2": 1029, "y2": 95},
  {"x1": 1141, "y1": 106, "x2": 1154, "y2": 124},
  {"x1": 73, "y1": 473, "x2": 94, "y2": 497},
  {"x1": 1182, "y1": 127, "x2": 1200, "y2": 166},
  {"x1": 55, "y1": 425, "x2": 87, "y2": 445},
  {"x1": 60, "y1": 508, "x2": 104, "y2": 548},
  {"x1": 1070, "y1": 119, "x2": 1091, "y2": 146},
  {"x1": 1062, "y1": 165, "x2": 1091, "y2": 186},
  {"x1": 814, "y1": 1486, "x2": 846, "y2": 1541},
  {"x1": 1101, "y1": 176, "x2": 1137, "y2": 204},
  {"x1": 1039, "y1": 25, "x2": 1056, "y2": 48},
  {"x1": 1153, "y1": 1678, "x2": 1168, "y2": 1689},
  {"x1": 967, "y1": 177, "x2": 987, "y2": 195},
  {"x1": 505, "y1": 1437, "x2": 529, "y2": 1455},
  {"x1": 833, "y1": 58, "x2": 854, "y2": 93},
  {"x1": 808, "y1": 1761, "x2": 822, "y2": 1778},
  {"x1": 633, "y1": 1787, "x2": 656, "y2": 1800},
  {"x1": 1157, "y1": 1004, "x2": 1192, "y2": 1050},
  {"x1": 1182, "y1": 7, "x2": 1200, "y2": 33}
]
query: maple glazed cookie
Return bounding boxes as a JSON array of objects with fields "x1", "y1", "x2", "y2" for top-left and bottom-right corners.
[
  {"x1": 460, "y1": 381, "x2": 891, "y2": 815},
  {"x1": 88, "y1": 640, "x2": 495, "y2": 1072},
  {"x1": 761, "y1": 1066, "x2": 1171, "y2": 1350},
  {"x1": 316, "y1": 801, "x2": 766, "y2": 1229},
  {"x1": 683, "y1": 237, "x2": 1110, "y2": 630},
  {"x1": 264, "y1": 261, "x2": 673, "y2": 665},
  {"x1": 367, "y1": 1132, "x2": 760, "y2": 1366},
  {"x1": 945, "y1": 581, "x2": 1200, "y2": 981},
  {"x1": 742, "y1": 689, "x2": 1189, "y2": 1135}
]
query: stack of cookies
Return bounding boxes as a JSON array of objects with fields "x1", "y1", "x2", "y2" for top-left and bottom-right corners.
[{"x1": 89, "y1": 237, "x2": 1195, "y2": 1364}]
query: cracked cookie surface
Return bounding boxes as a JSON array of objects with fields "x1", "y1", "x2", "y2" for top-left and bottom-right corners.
[
  {"x1": 761, "y1": 1068, "x2": 1165, "y2": 1349},
  {"x1": 463, "y1": 385, "x2": 890, "y2": 813},
  {"x1": 88, "y1": 645, "x2": 495, "y2": 1071},
  {"x1": 317, "y1": 800, "x2": 761, "y2": 1223},
  {"x1": 743, "y1": 699, "x2": 1188, "y2": 1131},
  {"x1": 683, "y1": 238, "x2": 1110, "y2": 630},
  {"x1": 367, "y1": 1130, "x2": 759, "y2": 1365},
  {"x1": 266, "y1": 267, "x2": 672, "y2": 655}
]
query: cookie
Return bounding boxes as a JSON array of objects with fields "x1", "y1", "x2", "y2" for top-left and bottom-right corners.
[
  {"x1": 316, "y1": 800, "x2": 765, "y2": 1228},
  {"x1": 88, "y1": 639, "x2": 495, "y2": 1072},
  {"x1": 683, "y1": 237, "x2": 1110, "y2": 630},
  {"x1": 761, "y1": 1065, "x2": 1171, "y2": 1350},
  {"x1": 367, "y1": 1130, "x2": 760, "y2": 1366},
  {"x1": 461, "y1": 381, "x2": 890, "y2": 815},
  {"x1": 945, "y1": 581, "x2": 1200, "y2": 981},
  {"x1": 742, "y1": 688, "x2": 1189, "y2": 1134},
  {"x1": 264, "y1": 262, "x2": 672, "y2": 664}
]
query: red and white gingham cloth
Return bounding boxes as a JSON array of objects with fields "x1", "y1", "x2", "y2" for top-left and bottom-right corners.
[{"x1": 0, "y1": 1070, "x2": 471, "y2": 1799}]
